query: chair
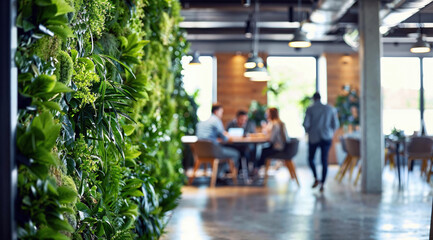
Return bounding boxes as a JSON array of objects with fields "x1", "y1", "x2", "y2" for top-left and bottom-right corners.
[
  {"x1": 384, "y1": 138, "x2": 396, "y2": 170},
  {"x1": 335, "y1": 136, "x2": 349, "y2": 181},
  {"x1": 406, "y1": 136, "x2": 433, "y2": 181},
  {"x1": 188, "y1": 140, "x2": 238, "y2": 187},
  {"x1": 263, "y1": 138, "x2": 300, "y2": 186},
  {"x1": 336, "y1": 137, "x2": 361, "y2": 184}
]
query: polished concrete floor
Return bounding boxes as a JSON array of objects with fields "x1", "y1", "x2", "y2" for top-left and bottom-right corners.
[{"x1": 162, "y1": 166, "x2": 433, "y2": 240}]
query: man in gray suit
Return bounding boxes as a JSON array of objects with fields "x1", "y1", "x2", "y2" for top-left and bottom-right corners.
[{"x1": 303, "y1": 92, "x2": 340, "y2": 192}]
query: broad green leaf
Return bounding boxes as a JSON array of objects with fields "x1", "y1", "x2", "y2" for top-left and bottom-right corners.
[
  {"x1": 78, "y1": 58, "x2": 95, "y2": 71},
  {"x1": 119, "y1": 36, "x2": 128, "y2": 48},
  {"x1": 71, "y1": 49, "x2": 78, "y2": 62},
  {"x1": 57, "y1": 186, "x2": 77, "y2": 204},
  {"x1": 124, "y1": 178, "x2": 143, "y2": 189},
  {"x1": 37, "y1": 227, "x2": 70, "y2": 240},
  {"x1": 54, "y1": 0, "x2": 75, "y2": 16},
  {"x1": 30, "y1": 74, "x2": 56, "y2": 95},
  {"x1": 122, "y1": 189, "x2": 144, "y2": 197},
  {"x1": 46, "y1": 25, "x2": 74, "y2": 40},
  {"x1": 125, "y1": 150, "x2": 141, "y2": 160},
  {"x1": 28, "y1": 163, "x2": 49, "y2": 179},
  {"x1": 35, "y1": 0, "x2": 53, "y2": 6},
  {"x1": 33, "y1": 148, "x2": 58, "y2": 166},
  {"x1": 46, "y1": 217, "x2": 74, "y2": 232},
  {"x1": 49, "y1": 81, "x2": 73, "y2": 94},
  {"x1": 41, "y1": 101, "x2": 61, "y2": 111},
  {"x1": 123, "y1": 125, "x2": 135, "y2": 136}
]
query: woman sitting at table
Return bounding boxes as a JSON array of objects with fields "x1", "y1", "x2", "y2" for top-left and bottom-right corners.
[{"x1": 253, "y1": 107, "x2": 289, "y2": 176}]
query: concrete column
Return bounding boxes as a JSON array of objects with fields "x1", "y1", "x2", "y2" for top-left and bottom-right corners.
[{"x1": 359, "y1": 0, "x2": 383, "y2": 193}]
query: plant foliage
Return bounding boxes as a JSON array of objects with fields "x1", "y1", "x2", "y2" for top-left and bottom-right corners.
[{"x1": 16, "y1": 0, "x2": 194, "y2": 239}]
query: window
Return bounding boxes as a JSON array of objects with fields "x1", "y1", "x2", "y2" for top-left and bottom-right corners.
[
  {"x1": 381, "y1": 57, "x2": 420, "y2": 135},
  {"x1": 181, "y1": 56, "x2": 215, "y2": 121},
  {"x1": 423, "y1": 58, "x2": 433, "y2": 135},
  {"x1": 267, "y1": 57, "x2": 317, "y2": 138}
]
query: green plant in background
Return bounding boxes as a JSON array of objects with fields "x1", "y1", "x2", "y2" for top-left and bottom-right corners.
[
  {"x1": 248, "y1": 100, "x2": 267, "y2": 126},
  {"x1": 389, "y1": 127, "x2": 405, "y2": 141},
  {"x1": 16, "y1": 0, "x2": 194, "y2": 239},
  {"x1": 335, "y1": 87, "x2": 360, "y2": 127},
  {"x1": 299, "y1": 95, "x2": 312, "y2": 118}
]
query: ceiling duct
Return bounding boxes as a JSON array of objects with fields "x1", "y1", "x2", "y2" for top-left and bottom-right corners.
[
  {"x1": 302, "y1": 0, "x2": 356, "y2": 39},
  {"x1": 380, "y1": 0, "x2": 433, "y2": 35}
]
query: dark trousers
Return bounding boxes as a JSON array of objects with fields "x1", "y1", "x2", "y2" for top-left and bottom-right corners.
[
  {"x1": 308, "y1": 139, "x2": 332, "y2": 184},
  {"x1": 255, "y1": 145, "x2": 280, "y2": 169}
]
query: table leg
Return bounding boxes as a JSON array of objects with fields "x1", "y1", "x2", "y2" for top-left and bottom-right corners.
[
  {"x1": 396, "y1": 143, "x2": 402, "y2": 190},
  {"x1": 241, "y1": 157, "x2": 249, "y2": 184}
]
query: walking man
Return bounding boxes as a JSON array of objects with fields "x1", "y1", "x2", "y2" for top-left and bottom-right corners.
[{"x1": 303, "y1": 92, "x2": 339, "y2": 192}]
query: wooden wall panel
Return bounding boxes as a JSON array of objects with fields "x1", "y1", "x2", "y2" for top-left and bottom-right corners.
[
  {"x1": 324, "y1": 53, "x2": 360, "y2": 106},
  {"x1": 216, "y1": 53, "x2": 268, "y2": 126},
  {"x1": 323, "y1": 53, "x2": 360, "y2": 164}
]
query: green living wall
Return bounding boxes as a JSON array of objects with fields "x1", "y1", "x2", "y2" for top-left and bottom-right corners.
[{"x1": 15, "y1": 0, "x2": 196, "y2": 239}]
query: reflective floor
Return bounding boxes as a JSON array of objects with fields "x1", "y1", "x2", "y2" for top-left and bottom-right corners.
[{"x1": 162, "y1": 166, "x2": 433, "y2": 240}]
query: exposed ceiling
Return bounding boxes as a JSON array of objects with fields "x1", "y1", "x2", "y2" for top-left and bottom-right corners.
[{"x1": 179, "y1": 0, "x2": 433, "y2": 47}]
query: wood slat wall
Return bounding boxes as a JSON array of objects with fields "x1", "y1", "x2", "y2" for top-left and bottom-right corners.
[
  {"x1": 215, "y1": 53, "x2": 268, "y2": 126},
  {"x1": 324, "y1": 53, "x2": 360, "y2": 106},
  {"x1": 323, "y1": 53, "x2": 360, "y2": 164}
]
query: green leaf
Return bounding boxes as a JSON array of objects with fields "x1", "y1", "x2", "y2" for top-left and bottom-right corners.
[
  {"x1": 54, "y1": 0, "x2": 75, "y2": 16},
  {"x1": 57, "y1": 186, "x2": 77, "y2": 204},
  {"x1": 35, "y1": 0, "x2": 53, "y2": 6},
  {"x1": 78, "y1": 58, "x2": 95, "y2": 71},
  {"x1": 100, "y1": 54, "x2": 136, "y2": 79},
  {"x1": 30, "y1": 74, "x2": 56, "y2": 95},
  {"x1": 46, "y1": 25, "x2": 74, "y2": 40},
  {"x1": 123, "y1": 125, "x2": 135, "y2": 136},
  {"x1": 28, "y1": 163, "x2": 49, "y2": 179},
  {"x1": 41, "y1": 101, "x2": 61, "y2": 111},
  {"x1": 46, "y1": 217, "x2": 74, "y2": 232},
  {"x1": 122, "y1": 189, "x2": 144, "y2": 197},
  {"x1": 37, "y1": 227, "x2": 70, "y2": 240},
  {"x1": 125, "y1": 150, "x2": 141, "y2": 160},
  {"x1": 49, "y1": 81, "x2": 73, "y2": 94},
  {"x1": 33, "y1": 148, "x2": 58, "y2": 166}
]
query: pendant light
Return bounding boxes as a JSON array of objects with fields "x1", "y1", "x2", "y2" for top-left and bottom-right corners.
[
  {"x1": 189, "y1": 51, "x2": 201, "y2": 65},
  {"x1": 410, "y1": 14, "x2": 430, "y2": 53},
  {"x1": 243, "y1": 0, "x2": 269, "y2": 81},
  {"x1": 288, "y1": 0, "x2": 311, "y2": 48}
]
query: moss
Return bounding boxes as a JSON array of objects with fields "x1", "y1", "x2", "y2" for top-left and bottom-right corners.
[
  {"x1": 55, "y1": 50, "x2": 74, "y2": 85},
  {"x1": 30, "y1": 36, "x2": 62, "y2": 62}
]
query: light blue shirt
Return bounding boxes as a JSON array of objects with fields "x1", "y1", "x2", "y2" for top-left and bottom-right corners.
[
  {"x1": 303, "y1": 101, "x2": 340, "y2": 144},
  {"x1": 196, "y1": 114, "x2": 228, "y2": 143}
]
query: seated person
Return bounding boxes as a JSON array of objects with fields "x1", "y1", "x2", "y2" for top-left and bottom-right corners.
[
  {"x1": 254, "y1": 107, "x2": 289, "y2": 175},
  {"x1": 226, "y1": 110, "x2": 256, "y2": 135},
  {"x1": 226, "y1": 110, "x2": 257, "y2": 171},
  {"x1": 196, "y1": 103, "x2": 240, "y2": 180}
]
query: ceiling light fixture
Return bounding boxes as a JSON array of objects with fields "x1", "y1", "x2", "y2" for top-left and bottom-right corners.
[
  {"x1": 243, "y1": 0, "x2": 270, "y2": 81},
  {"x1": 189, "y1": 51, "x2": 201, "y2": 65},
  {"x1": 288, "y1": 0, "x2": 311, "y2": 48},
  {"x1": 245, "y1": 15, "x2": 252, "y2": 39},
  {"x1": 410, "y1": 14, "x2": 430, "y2": 54}
]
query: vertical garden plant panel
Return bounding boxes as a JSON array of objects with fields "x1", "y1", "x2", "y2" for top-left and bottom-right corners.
[{"x1": 15, "y1": 0, "x2": 196, "y2": 239}]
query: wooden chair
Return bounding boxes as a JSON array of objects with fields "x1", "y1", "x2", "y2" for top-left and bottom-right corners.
[
  {"x1": 263, "y1": 138, "x2": 300, "y2": 186},
  {"x1": 384, "y1": 138, "x2": 396, "y2": 170},
  {"x1": 335, "y1": 136, "x2": 349, "y2": 181},
  {"x1": 336, "y1": 137, "x2": 361, "y2": 184},
  {"x1": 188, "y1": 140, "x2": 238, "y2": 187},
  {"x1": 405, "y1": 136, "x2": 433, "y2": 181}
]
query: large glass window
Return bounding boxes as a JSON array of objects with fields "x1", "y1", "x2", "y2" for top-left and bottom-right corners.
[
  {"x1": 181, "y1": 56, "x2": 215, "y2": 121},
  {"x1": 423, "y1": 58, "x2": 433, "y2": 134},
  {"x1": 267, "y1": 57, "x2": 317, "y2": 138},
  {"x1": 381, "y1": 57, "x2": 420, "y2": 135}
]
